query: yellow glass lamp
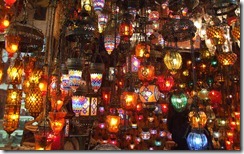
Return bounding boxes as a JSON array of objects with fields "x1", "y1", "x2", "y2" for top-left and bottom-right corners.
[
  {"x1": 6, "y1": 85, "x2": 21, "y2": 106},
  {"x1": 135, "y1": 42, "x2": 150, "y2": 59},
  {"x1": 188, "y1": 110, "x2": 208, "y2": 129},
  {"x1": 164, "y1": 50, "x2": 182, "y2": 75},
  {"x1": 3, "y1": 105, "x2": 20, "y2": 135},
  {"x1": 7, "y1": 58, "x2": 23, "y2": 85}
]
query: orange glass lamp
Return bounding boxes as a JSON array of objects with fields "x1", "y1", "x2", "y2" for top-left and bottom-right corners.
[
  {"x1": 121, "y1": 91, "x2": 138, "y2": 110},
  {"x1": 90, "y1": 63, "x2": 105, "y2": 93},
  {"x1": 3, "y1": 105, "x2": 20, "y2": 136},
  {"x1": 39, "y1": 75, "x2": 48, "y2": 95},
  {"x1": 119, "y1": 13, "x2": 134, "y2": 41},
  {"x1": 164, "y1": 50, "x2": 182, "y2": 75},
  {"x1": 206, "y1": 26, "x2": 225, "y2": 46},
  {"x1": 23, "y1": 56, "x2": 36, "y2": 78},
  {"x1": 51, "y1": 98, "x2": 64, "y2": 111},
  {"x1": 7, "y1": 58, "x2": 23, "y2": 85},
  {"x1": 138, "y1": 64, "x2": 155, "y2": 81},
  {"x1": 139, "y1": 84, "x2": 160, "y2": 104},
  {"x1": 6, "y1": 85, "x2": 21, "y2": 106},
  {"x1": 106, "y1": 115, "x2": 120, "y2": 133},
  {"x1": 4, "y1": 34, "x2": 20, "y2": 57},
  {"x1": 25, "y1": 85, "x2": 43, "y2": 118},
  {"x1": 0, "y1": 62, "x2": 4, "y2": 84},
  {"x1": 49, "y1": 112, "x2": 67, "y2": 135},
  {"x1": 135, "y1": 42, "x2": 151, "y2": 59},
  {"x1": 188, "y1": 110, "x2": 208, "y2": 129},
  {"x1": 29, "y1": 68, "x2": 43, "y2": 85},
  {"x1": 34, "y1": 120, "x2": 54, "y2": 150},
  {"x1": 101, "y1": 87, "x2": 111, "y2": 105}
]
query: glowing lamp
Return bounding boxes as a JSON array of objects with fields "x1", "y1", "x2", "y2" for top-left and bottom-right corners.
[
  {"x1": 51, "y1": 98, "x2": 64, "y2": 111},
  {"x1": 71, "y1": 86, "x2": 87, "y2": 117},
  {"x1": 119, "y1": 14, "x2": 134, "y2": 41},
  {"x1": 60, "y1": 65, "x2": 70, "y2": 91},
  {"x1": 39, "y1": 75, "x2": 48, "y2": 95},
  {"x1": 138, "y1": 64, "x2": 155, "y2": 81},
  {"x1": 93, "y1": 0, "x2": 105, "y2": 14},
  {"x1": 135, "y1": 42, "x2": 151, "y2": 59},
  {"x1": 126, "y1": 55, "x2": 140, "y2": 73},
  {"x1": 49, "y1": 112, "x2": 67, "y2": 135},
  {"x1": 104, "y1": 19, "x2": 120, "y2": 55},
  {"x1": 149, "y1": 11, "x2": 159, "y2": 21},
  {"x1": 0, "y1": 62, "x2": 4, "y2": 84},
  {"x1": 170, "y1": 93, "x2": 188, "y2": 112},
  {"x1": 141, "y1": 127, "x2": 150, "y2": 140},
  {"x1": 98, "y1": 13, "x2": 108, "y2": 33},
  {"x1": 106, "y1": 115, "x2": 120, "y2": 133},
  {"x1": 164, "y1": 50, "x2": 182, "y2": 75},
  {"x1": 25, "y1": 85, "x2": 43, "y2": 118},
  {"x1": 187, "y1": 131, "x2": 208, "y2": 150},
  {"x1": 66, "y1": 58, "x2": 83, "y2": 92},
  {"x1": 161, "y1": 103, "x2": 168, "y2": 113},
  {"x1": 4, "y1": 34, "x2": 20, "y2": 57},
  {"x1": 188, "y1": 111, "x2": 208, "y2": 129},
  {"x1": 29, "y1": 68, "x2": 43, "y2": 84},
  {"x1": 3, "y1": 105, "x2": 20, "y2": 135},
  {"x1": 90, "y1": 63, "x2": 105, "y2": 93},
  {"x1": 4, "y1": 0, "x2": 16, "y2": 7},
  {"x1": 7, "y1": 58, "x2": 23, "y2": 85},
  {"x1": 101, "y1": 87, "x2": 111, "y2": 105},
  {"x1": 139, "y1": 85, "x2": 160, "y2": 103},
  {"x1": 217, "y1": 52, "x2": 237, "y2": 66},
  {"x1": 208, "y1": 90, "x2": 222, "y2": 104},
  {"x1": 206, "y1": 26, "x2": 225, "y2": 45},
  {"x1": 6, "y1": 85, "x2": 21, "y2": 106},
  {"x1": 34, "y1": 120, "x2": 54, "y2": 150},
  {"x1": 156, "y1": 75, "x2": 174, "y2": 92},
  {"x1": 197, "y1": 89, "x2": 209, "y2": 100},
  {"x1": 121, "y1": 91, "x2": 138, "y2": 110}
]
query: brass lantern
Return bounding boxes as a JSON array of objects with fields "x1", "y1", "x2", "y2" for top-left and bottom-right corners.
[
  {"x1": 4, "y1": 34, "x2": 20, "y2": 57},
  {"x1": 3, "y1": 105, "x2": 20, "y2": 135},
  {"x1": 163, "y1": 50, "x2": 182, "y2": 75},
  {"x1": 7, "y1": 58, "x2": 23, "y2": 85}
]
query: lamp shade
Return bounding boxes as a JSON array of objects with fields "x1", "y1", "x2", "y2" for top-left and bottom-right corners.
[
  {"x1": 217, "y1": 52, "x2": 237, "y2": 66},
  {"x1": 6, "y1": 85, "x2": 21, "y2": 106},
  {"x1": 139, "y1": 85, "x2": 160, "y2": 103},
  {"x1": 170, "y1": 93, "x2": 188, "y2": 112},
  {"x1": 187, "y1": 130, "x2": 208, "y2": 150},
  {"x1": 90, "y1": 63, "x2": 105, "y2": 93},
  {"x1": 4, "y1": 0, "x2": 17, "y2": 7},
  {"x1": 92, "y1": 0, "x2": 105, "y2": 14},
  {"x1": 164, "y1": 50, "x2": 182, "y2": 74}
]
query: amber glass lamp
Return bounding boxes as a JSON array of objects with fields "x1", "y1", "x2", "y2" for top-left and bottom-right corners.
[
  {"x1": 119, "y1": 13, "x2": 134, "y2": 41},
  {"x1": 29, "y1": 68, "x2": 43, "y2": 84},
  {"x1": 188, "y1": 110, "x2": 208, "y2": 129},
  {"x1": 0, "y1": 62, "x2": 4, "y2": 84},
  {"x1": 6, "y1": 85, "x2": 21, "y2": 106},
  {"x1": 217, "y1": 52, "x2": 237, "y2": 66},
  {"x1": 3, "y1": 105, "x2": 20, "y2": 136},
  {"x1": 121, "y1": 91, "x2": 138, "y2": 110},
  {"x1": 39, "y1": 75, "x2": 48, "y2": 95},
  {"x1": 138, "y1": 64, "x2": 155, "y2": 81},
  {"x1": 7, "y1": 58, "x2": 23, "y2": 84},
  {"x1": 101, "y1": 87, "x2": 111, "y2": 105},
  {"x1": 25, "y1": 85, "x2": 43, "y2": 118},
  {"x1": 106, "y1": 115, "x2": 120, "y2": 133},
  {"x1": 4, "y1": 34, "x2": 20, "y2": 57},
  {"x1": 49, "y1": 112, "x2": 67, "y2": 135},
  {"x1": 135, "y1": 42, "x2": 151, "y2": 59}
]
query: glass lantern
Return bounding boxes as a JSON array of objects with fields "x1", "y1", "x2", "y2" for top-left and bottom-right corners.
[
  {"x1": 90, "y1": 63, "x2": 105, "y2": 93},
  {"x1": 49, "y1": 111, "x2": 67, "y2": 135},
  {"x1": 139, "y1": 84, "x2": 160, "y2": 103},
  {"x1": 4, "y1": 34, "x2": 20, "y2": 57},
  {"x1": 3, "y1": 105, "x2": 20, "y2": 136},
  {"x1": 141, "y1": 127, "x2": 150, "y2": 140},
  {"x1": 164, "y1": 50, "x2": 182, "y2": 75},
  {"x1": 106, "y1": 115, "x2": 120, "y2": 133},
  {"x1": 121, "y1": 91, "x2": 138, "y2": 110},
  {"x1": 135, "y1": 42, "x2": 151, "y2": 59},
  {"x1": 7, "y1": 58, "x2": 23, "y2": 85},
  {"x1": 187, "y1": 130, "x2": 208, "y2": 150},
  {"x1": 170, "y1": 93, "x2": 188, "y2": 112},
  {"x1": 6, "y1": 85, "x2": 21, "y2": 106},
  {"x1": 138, "y1": 64, "x2": 155, "y2": 81},
  {"x1": 188, "y1": 110, "x2": 208, "y2": 129}
]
